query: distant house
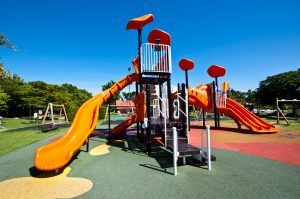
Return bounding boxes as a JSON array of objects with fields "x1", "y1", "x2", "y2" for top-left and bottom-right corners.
[{"x1": 115, "y1": 100, "x2": 135, "y2": 114}]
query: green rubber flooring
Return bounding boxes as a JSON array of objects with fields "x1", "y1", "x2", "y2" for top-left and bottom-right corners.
[{"x1": 0, "y1": 132, "x2": 300, "y2": 199}]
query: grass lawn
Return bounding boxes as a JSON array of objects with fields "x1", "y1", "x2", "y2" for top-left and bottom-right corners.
[
  {"x1": 0, "y1": 118, "x2": 40, "y2": 130},
  {"x1": 0, "y1": 128, "x2": 68, "y2": 156}
]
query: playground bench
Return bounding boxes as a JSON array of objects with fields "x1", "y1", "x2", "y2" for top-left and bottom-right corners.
[{"x1": 40, "y1": 123, "x2": 58, "y2": 132}]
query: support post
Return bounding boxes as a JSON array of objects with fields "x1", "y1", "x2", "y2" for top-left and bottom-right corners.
[
  {"x1": 138, "y1": 29, "x2": 142, "y2": 93},
  {"x1": 215, "y1": 77, "x2": 220, "y2": 127},
  {"x1": 181, "y1": 83, "x2": 187, "y2": 135},
  {"x1": 146, "y1": 84, "x2": 151, "y2": 154},
  {"x1": 136, "y1": 82, "x2": 140, "y2": 138},
  {"x1": 276, "y1": 97, "x2": 279, "y2": 124},
  {"x1": 167, "y1": 76, "x2": 172, "y2": 120},
  {"x1": 137, "y1": 29, "x2": 142, "y2": 139},
  {"x1": 212, "y1": 81, "x2": 217, "y2": 128},
  {"x1": 172, "y1": 127, "x2": 178, "y2": 176},
  {"x1": 86, "y1": 137, "x2": 89, "y2": 152},
  {"x1": 50, "y1": 103, "x2": 54, "y2": 124},
  {"x1": 202, "y1": 110, "x2": 206, "y2": 127},
  {"x1": 185, "y1": 70, "x2": 190, "y2": 131},
  {"x1": 159, "y1": 83, "x2": 163, "y2": 118},
  {"x1": 108, "y1": 102, "x2": 111, "y2": 142},
  {"x1": 206, "y1": 126, "x2": 211, "y2": 171}
]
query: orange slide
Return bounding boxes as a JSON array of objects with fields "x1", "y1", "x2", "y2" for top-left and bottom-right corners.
[
  {"x1": 34, "y1": 74, "x2": 138, "y2": 171},
  {"x1": 111, "y1": 92, "x2": 145, "y2": 135},
  {"x1": 218, "y1": 98, "x2": 278, "y2": 133},
  {"x1": 188, "y1": 84, "x2": 277, "y2": 133}
]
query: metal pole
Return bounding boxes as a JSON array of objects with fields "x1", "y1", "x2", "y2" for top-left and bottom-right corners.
[
  {"x1": 138, "y1": 29, "x2": 142, "y2": 140},
  {"x1": 185, "y1": 70, "x2": 190, "y2": 131},
  {"x1": 136, "y1": 82, "x2": 140, "y2": 138},
  {"x1": 159, "y1": 83, "x2": 163, "y2": 118},
  {"x1": 108, "y1": 102, "x2": 111, "y2": 142},
  {"x1": 167, "y1": 76, "x2": 172, "y2": 120},
  {"x1": 202, "y1": 110, "x2": 206, "y2": 127},
  {"x1": 276, "y1": 97, "x2": 279, "y2": 124},
  {"x1": 212, "y1": 81, "x2": 217, "y2": 128},
  {"x1": 146, "y1": 84, "x2": 151, "y2": 154},
  {"x1": 128, "y1": 67, "x2": 131, "y2": 99},
  {"x1": 138, "y1": 30, "x2": 142, "y2": 93},
  {"x1": 181, "y1": 83, "x2": 187, "y2": 134},
  {"x1": 215, "y1": 77, "x2": 220, "y2": 128},
  {"x1": 172, "y1": 127, "x2": 178, "y2": 176},
  {"x1": 206, "y1": 126, "x2": 211, "y2": 171}
]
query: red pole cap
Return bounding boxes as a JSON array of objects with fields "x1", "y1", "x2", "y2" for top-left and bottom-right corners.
[
  {"x1": 148, "y1": 29, "x2": 171, "y2": 46},
  {"x1": 207, "y1": 65, "x2": 226, "y2": 78},
  {"x1": 179, "y1": 58, "x2": 194, "y2": 71},
  {"x1": 126, "y1": 14, "x2": 154, "y2": 30}
]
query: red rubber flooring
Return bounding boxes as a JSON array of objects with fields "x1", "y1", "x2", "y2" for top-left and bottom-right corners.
[{"x1": 189, "y1": 127, "x2": 300, "y2": 166}]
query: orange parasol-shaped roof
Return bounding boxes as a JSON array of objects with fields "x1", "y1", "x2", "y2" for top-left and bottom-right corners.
[
  {"x1": 148, "y1": 29, "x2": 171, "y2": 45},
  {"x1": 179, "y1": 58, "x2": 194, "y2": 71},
  {"x1": 126, "y1": 14, "x2": 154, "y2": 30},
  {"x1": 207, "y1": 65, "x2": 226, "y2": 78}
]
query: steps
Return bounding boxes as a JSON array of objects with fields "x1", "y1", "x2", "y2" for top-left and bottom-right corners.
[{"x1": 152, "y1": 118, "x2": 201, "y2": 156}]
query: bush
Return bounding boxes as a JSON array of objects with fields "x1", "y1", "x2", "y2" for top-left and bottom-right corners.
[{"x1": 99, "y1": 106, "x2": 107, "y2": 120}]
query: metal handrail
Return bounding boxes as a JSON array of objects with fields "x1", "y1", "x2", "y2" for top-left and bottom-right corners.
[
  {"x1": 175, "y1": 90, "x2": 189, "y2": 143},
  {"x1": 158, "y1": 96, "x2": 168, "y2": 147},
  {"x1": 175, "y1": 93, "x2": 187, "y2": 116}
]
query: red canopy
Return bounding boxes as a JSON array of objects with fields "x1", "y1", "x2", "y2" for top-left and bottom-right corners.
[
  {"x1": 207, "y1": 65, "x2": 226, "y2": 78},
  {"x1": 179, "y1": 58, "x2": 194, "y2": 71}
]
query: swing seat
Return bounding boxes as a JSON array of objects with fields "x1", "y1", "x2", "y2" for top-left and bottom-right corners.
[{"x1": 40, "y1": 123, "x2": 58, "y2": 132}]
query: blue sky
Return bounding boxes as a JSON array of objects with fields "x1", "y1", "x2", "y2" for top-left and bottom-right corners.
[{"x1": 1, "y1": 0, "x2": 299, "y2": 95}]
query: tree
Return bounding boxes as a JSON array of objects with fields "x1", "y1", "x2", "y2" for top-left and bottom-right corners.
[
  {"x1": 102, "y1": 80, "x2": 120, "y2": 105},
  {"x1": 0, "y1": 33, "x2": 17, "y2": 50},
  {"x1": 255, "y1": 69, "x2": 300, "y2": 105},
  {"x1": 121, "y1": 91, "x2": 136, "y2": 100},
  {"x1": 1, "y1": 33, "x2": 16, "y2": 78},
  {"x1": 228, "y1": 88, "x2": 247, "y2": 104},
  {"x1": 0, "y1": 63, "x2": 11, "y2": 78},
  {"x1": 0, "y1": 86, "x2": 9, "y2": 112}
]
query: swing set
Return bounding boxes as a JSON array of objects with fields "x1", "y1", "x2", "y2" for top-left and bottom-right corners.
[
  {"x1": 276, "y1": 98, "x2": 300, "y2": 125},
  {"x1": 40, "y1": 103, "x2": 69, "y2": 131}
]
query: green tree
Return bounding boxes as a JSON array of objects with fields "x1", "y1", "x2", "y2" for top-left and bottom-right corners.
[
  {"x1": 0, "y1": 86, "x2": 9, "y2": 112},
  {"x1": 0, "y1": 33, "x2": 17, "y2": 50},
  {"x1": 0, "y1": 74, "x2": 27, "y2": 116},
  {"x1": 121, "y1": 91, "x2": 136, "y2": 100},
  {"x1": 102, "y1": 80, "x2": 120, "y2": 105},
  {"x1": 228, "y1": 88, "x2": 247, "y2": 104},
  {"x1": 255, "y1": 69, "x2": 300, "y2": 105}
]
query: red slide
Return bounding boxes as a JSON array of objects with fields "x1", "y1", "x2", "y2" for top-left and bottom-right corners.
[{"x1": 218, "y1": 98, "x2": 278, "y2": 133}]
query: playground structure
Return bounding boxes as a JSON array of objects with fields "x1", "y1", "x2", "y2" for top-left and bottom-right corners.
[{"x1": 34, "y1": 14, "x2": 278, "y2": 173}]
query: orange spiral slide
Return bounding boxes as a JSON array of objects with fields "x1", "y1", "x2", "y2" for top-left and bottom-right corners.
[{"x1": 34, "y1": 74, "x2": 138, "y2": 171}]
